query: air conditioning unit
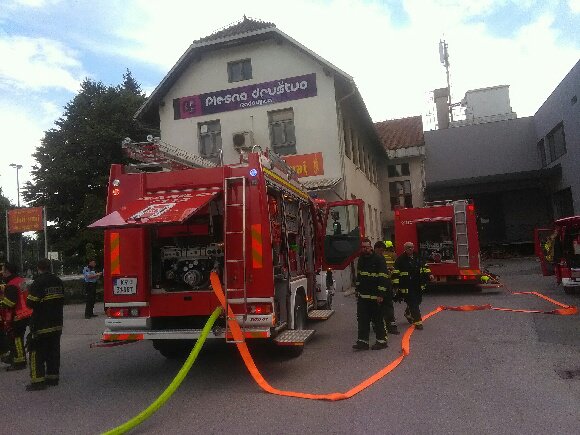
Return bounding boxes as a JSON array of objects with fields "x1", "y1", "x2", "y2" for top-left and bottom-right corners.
[{"x1": 232, "y1": 131, "x2": 254, "y2": 152}]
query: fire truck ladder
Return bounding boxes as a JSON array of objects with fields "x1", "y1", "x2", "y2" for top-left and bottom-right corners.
[
  {"x1": 453, "y1": 201, "x2": 470, "y2": 268},
  {"x1": 224, "y1": 176, "x2": 247, "y2": 343}
]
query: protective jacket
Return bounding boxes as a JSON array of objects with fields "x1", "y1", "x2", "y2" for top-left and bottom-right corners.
[
  {"x1": 0, "y1": 275, "x2": 32, "y2": 327},
  {"x1": 392, "y1": 252, "x2": 431, "y2": 294},
  {"x1": 383, "y1": 251, "x2": 397, "y2": 278},
  {"x1": 26, "y1": 272, "x2": 64, "y2": 337},
  {"x1": 356, "y1": 253, "x2": 389, "y2": 299}
]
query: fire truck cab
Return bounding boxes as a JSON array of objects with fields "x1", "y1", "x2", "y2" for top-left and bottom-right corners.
[
  {"x1": 89, "y1": 142, "x2": 365, "y2": 357},
  {"x1": 535, "y1": 216, "x2": 580, "y2": 294},
  {"x1": 394, "y1": 200, "x2": 483, "y2": 288}
]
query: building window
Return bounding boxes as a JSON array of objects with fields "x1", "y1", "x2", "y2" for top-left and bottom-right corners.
[
  {"x1": 198, "y1": 120, "x2": 222, "y2": 161},
  {"x1": 343, "y1": 123, "x2": 352, "y2": 159},
  {"x1": 547, "y1": 122, "x2": 566, "y2": 162},
  {"x1": 227, "y1": 59, "x2": 252, "y2": 83},
  {"x1": 389, "y1": 180, "x2": 412, "y2": 210},
  {"x1": 269, "y1": 108, "x2": 296, "y2": 155},
  {"x1": 388, "y1": 163, "x2": 410, "y2": 177},
  {"x1": 352, "y1": 135, "x2": 360, "y2": 166},
  {"x1": 537, "y1": 139, "x2": 546, "y2": 167}
]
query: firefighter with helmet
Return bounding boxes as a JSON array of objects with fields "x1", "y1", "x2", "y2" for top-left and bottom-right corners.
[
  {"x1": 353, "y1": 238, "x2": 388, "y2": 350},
  {"x1": 0, "y1": 262, "x2": 31, "y2": 371},
  {"x1": 382, "y1": 240, "x2": 399, "y2": 335},
  {"x1": 392, "y1": 242, "x2": 433, "y2": 330}
]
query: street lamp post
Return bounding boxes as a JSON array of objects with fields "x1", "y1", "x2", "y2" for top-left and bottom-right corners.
[
  {"x1": 9, "y1": 163, "x2": 23, "y2": 271},
  {"x1": 9, "y1": 163, "x2": 22, "y2": 207}
]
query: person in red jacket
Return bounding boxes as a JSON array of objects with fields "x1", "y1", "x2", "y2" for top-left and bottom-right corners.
[{"x1": 0, "y1": 262, "x2": 31, "y2": 371}]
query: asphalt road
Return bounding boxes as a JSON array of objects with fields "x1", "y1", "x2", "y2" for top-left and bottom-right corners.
[{"x1": 2, "y1": 257, "x2": 579, "y2": 434}]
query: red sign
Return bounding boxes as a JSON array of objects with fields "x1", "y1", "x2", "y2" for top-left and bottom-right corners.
[
  {"x1": 8, "y1": 207, "x2": 44, "y2": 233},
  {"x1": 282, "y1": 152, "x2": 324, "y2": 178}
]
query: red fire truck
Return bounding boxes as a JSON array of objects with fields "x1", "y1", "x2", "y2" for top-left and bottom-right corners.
[
  {"x1": 535, "y1": 216, "x2": 580, "y2": 294},
  {"x1": 89, "y1": 139, "x2": 365, "y2": 357},
  {"x1": 394, "y1": 200, "x2": 483, "y2": 288}
]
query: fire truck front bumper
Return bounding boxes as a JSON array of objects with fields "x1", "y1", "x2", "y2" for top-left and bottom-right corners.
[{"x1": 102, "y1": 327, "x2": 272, "y2": 342}]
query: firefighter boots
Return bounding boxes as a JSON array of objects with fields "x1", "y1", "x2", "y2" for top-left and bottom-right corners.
[
  {"x1": 371, "y1": 341, "x2": 388, "y2": 350},
  {"x1": 352, "y1": 340, "x2": 370, "y2": 350}
]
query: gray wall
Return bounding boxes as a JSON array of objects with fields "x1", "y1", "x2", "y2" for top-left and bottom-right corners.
[
  {"x1": 424, "y1": 117, "x2": 539, "y2": 183},
  {"x1": 534, "y1": 59, "x2": 580, "y2": 215}
]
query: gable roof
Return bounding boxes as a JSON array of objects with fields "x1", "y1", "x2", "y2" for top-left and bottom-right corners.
[
  {"x1": 135, "y1": 16, "x2": 353, "y2": 124},
  {"x1": 197, "y1": 16, "x2": 275, "y2": 43},
  {"x1": 374, "y1": 115, "x2": 425, "y2": 151}
]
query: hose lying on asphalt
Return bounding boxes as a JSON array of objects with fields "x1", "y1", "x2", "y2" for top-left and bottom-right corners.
[
  {"x1": 102, "y1": 306, "x2": 223, "y2": 435},
  {"x1": 209, "y1": 272, "x2": 578, "y2": 402}
]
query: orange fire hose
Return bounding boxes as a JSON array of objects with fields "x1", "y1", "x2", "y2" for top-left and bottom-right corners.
[{"x1": 209, "y1": 273, "x2": 577, "y2": 401}]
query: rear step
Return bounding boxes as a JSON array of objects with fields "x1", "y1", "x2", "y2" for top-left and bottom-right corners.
[
  {"x1": 308, "y1": 309, "x2": 334, "y2": 321},
  {"x1": 273, "y1": 329, "x2": 315, "y2": 346}
]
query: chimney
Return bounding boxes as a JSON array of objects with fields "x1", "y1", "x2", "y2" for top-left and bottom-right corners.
[{"x1": 433, "y1": 87, "x2": 450, "y2": 129}]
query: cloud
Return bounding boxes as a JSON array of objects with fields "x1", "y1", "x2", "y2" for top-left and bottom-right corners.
[
  {"x1": 570, "y1": 0, "x2": 580, "y2": 13},
  {"x1": 0, "y1": 35, "x2": 84, "y2": 92}
]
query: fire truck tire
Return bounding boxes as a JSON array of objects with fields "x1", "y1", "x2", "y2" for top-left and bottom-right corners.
[{"x1": 153, "y1": 340, "x2": 195, "y2": 359}]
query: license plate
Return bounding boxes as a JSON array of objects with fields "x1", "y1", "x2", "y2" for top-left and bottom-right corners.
[
  {"x1": 571, "y1": 269, "x2": 580, "y2": 279},
  {"x1": 113, "y1": 278, "x2": 137, "y2": 295}
]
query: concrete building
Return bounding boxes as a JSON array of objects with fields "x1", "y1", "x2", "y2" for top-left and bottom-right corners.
[
  {"x1": 135, "y1": 17, "x2": 387, "y2": 290},
  {"x1": 374, "y1": 116, "x2": 426, "y2": 241},
  {"x1": 534, "y1": 60, "x2": 580, "y2": 219},
  {"x1": 424, "y1": 60, "x2": 579, "y2": 251}
]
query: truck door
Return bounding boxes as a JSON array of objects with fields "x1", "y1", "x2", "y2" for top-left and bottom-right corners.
[
  {"x1": 534, "y1": 227, "x2": 555, "y2": 276},
  {"x1": 322, "y1": 199, "x2": 365, "y2": 270}
]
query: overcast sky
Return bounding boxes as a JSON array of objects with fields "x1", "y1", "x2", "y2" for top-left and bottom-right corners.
[{"x1": 1, "y1": 0, "x2": 579, "y2": 205}]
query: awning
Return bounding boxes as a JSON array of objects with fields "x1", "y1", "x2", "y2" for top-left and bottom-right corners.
[
  {"x1": 413, "y1": 217, "x2": 453, "y2": 223},
  {"x1": 89, "y1": 190, "x2": 220, "y2": 229},
  {"x1": 301, "y1": 177, "x2": 342, "y2": 191}
]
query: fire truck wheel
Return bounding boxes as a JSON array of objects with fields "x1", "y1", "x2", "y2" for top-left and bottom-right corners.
[
  {"x1": 153, "y1": 340, "x2": 194, "y2": 359},
  {"x1": 294, "y1": 293, "x2": 308, "y2": 330}
]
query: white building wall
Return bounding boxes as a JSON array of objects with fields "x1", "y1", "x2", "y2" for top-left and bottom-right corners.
[{"x1": 158, "y1": 39, "x2": 342, "y2": 180}]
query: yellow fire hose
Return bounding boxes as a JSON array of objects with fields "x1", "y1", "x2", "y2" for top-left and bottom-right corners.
[{"x1": 102, "y1": 306, "x2": 223, "y2": 435}]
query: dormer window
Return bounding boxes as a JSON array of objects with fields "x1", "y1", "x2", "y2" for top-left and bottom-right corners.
[{"x1": 228, "y1": 59, "x2": 252, "y2": 82}]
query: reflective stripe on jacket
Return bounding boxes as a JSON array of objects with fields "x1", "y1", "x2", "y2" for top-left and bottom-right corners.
[
  {"x1": 392, "y1": 252, "x2": 431, "y2": 294},
  {"x1": 356, "y1": 253, "x2": 389, "y2": 298}
]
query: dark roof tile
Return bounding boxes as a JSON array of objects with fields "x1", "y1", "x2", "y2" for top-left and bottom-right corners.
[{"x1": 197, "y1": 16, "x2": 276, "y2": 43}]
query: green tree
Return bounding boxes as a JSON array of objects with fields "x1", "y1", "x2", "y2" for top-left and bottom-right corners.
[{"x1": 22, "y1": 71, "x2": 155, "y2": 261}]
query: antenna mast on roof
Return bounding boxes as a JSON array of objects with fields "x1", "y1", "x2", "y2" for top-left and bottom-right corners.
[{"x1": 439, "y1": 39, "x2": 453, "y2": 122}]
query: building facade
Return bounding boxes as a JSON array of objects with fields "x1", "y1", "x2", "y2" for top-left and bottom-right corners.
[
  {"x1": 424, "y1": 60, "x2": 579, "y2": 251},
  {"x1": 135, "y1": 17, "x2": 387, "y2": 290},
  {"x1": 374, "y1": 116, "x2": 426, "y2": 242}
]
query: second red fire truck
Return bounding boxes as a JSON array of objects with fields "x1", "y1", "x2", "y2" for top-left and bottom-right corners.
[
  {"x1": 394, "y1": 200, "x2": 484, "y2": 288},
  {"x1": 89, "y1": 139, "x2": 365, "y2": 357}
]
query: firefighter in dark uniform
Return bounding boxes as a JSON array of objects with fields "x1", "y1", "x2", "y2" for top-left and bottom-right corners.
[
  {"x1": 392, "y1": 242, "x2": 433, "y2": 330},
  {"x1": 0, "y1": 262, "x2": 31, "y2": 371},
  {"x1": 353, "y1": 238, "x2": 388, "y2": 350},
  {"x1": 25, "y1": 258, "x2": 65, "y2": 391}
]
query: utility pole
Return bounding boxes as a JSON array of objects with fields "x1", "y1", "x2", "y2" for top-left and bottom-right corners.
[
  {"x1": 9, "y1": 163, "x2": 24, "y2": 272},
  {"x1": 439, "y1": 39, "x2": 453, "y2": 122}
]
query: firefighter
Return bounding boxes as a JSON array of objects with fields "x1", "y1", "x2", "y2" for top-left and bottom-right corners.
[
  {"x1": 353, "y1": 238, "x2": 388, "y2": 350},
  {"x1": 373, "y1": 241, "x2": 399, "y2": 336},
  {"x1": 25, "y1": 258, "x2": 65, "y2": 391},
  {"x1": 0, "y1": 262, "x2": 31, "y2": 371},
  {"x1": 382, "y1": 240, "x2": 399, "y2": 335},
  {"x1": 392, "y1": 242, "x2": 433, "y2": 330}
]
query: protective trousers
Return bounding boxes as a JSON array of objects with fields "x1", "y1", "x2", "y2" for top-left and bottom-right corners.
[
  {"x1": 357, "y1": 297, "x2": 386, "y2": 344},
  {"x1": 84, "y1": 281, "x2": 97, "y2": 318},
  {"x1": 403, "y1": 289, "x2": 423, "y2": 325},
  {"x1": 8, "y1": 320, "x2": 28, "y2": 367},
  {"x1": 29, "y1": 333, "x2": 61, "y2": 385},
  {"x1": 381, "y1": 282, "x2": 397, "y2": 332}
]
